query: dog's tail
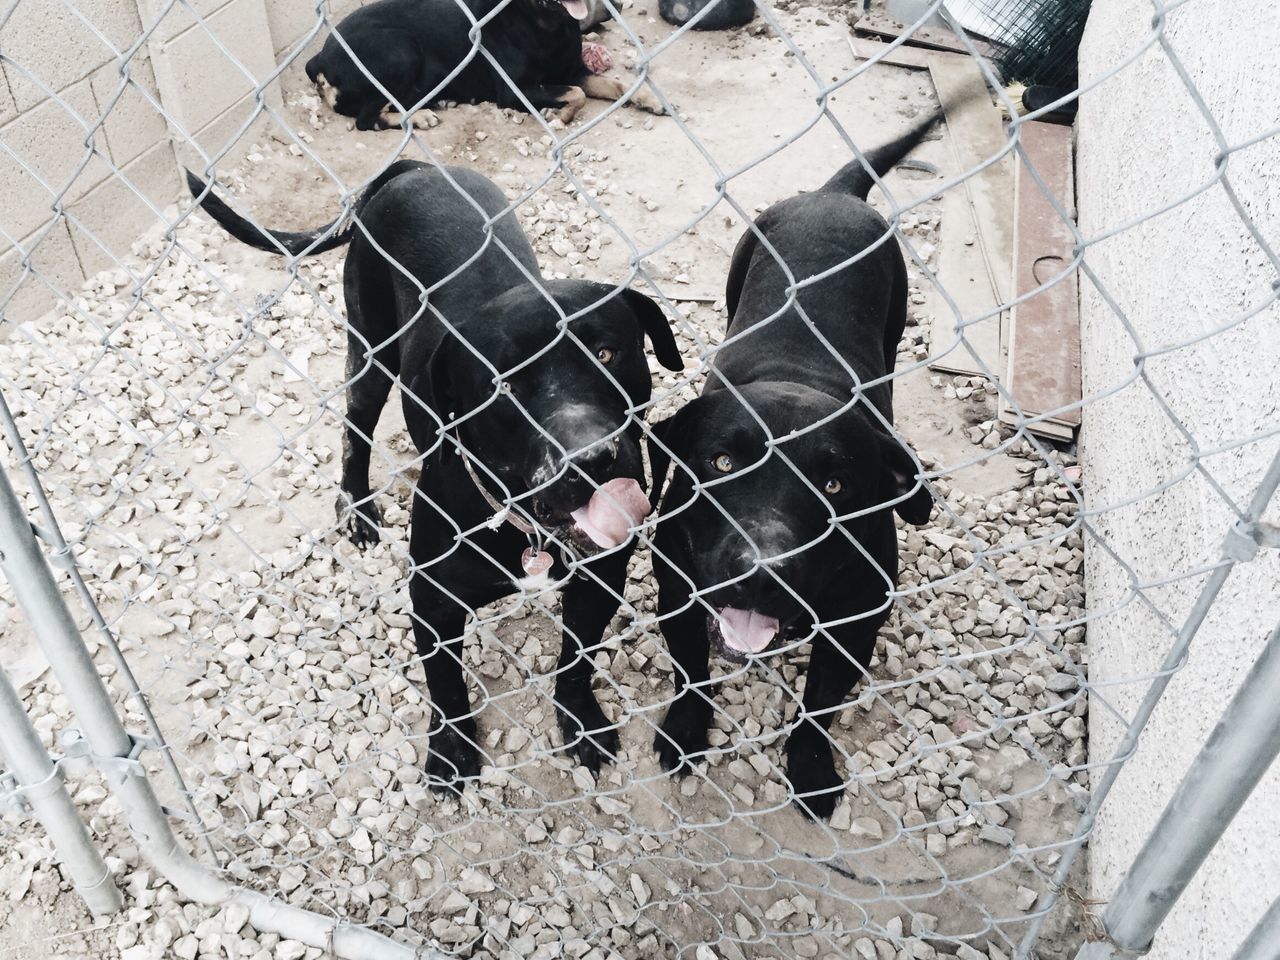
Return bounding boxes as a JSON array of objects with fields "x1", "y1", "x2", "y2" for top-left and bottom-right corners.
[
  {"x1": 185, "y1": 161, "x2": 422, "y2": 258},
  {"x1": 185, "y1": 170, "x2": 354, "y2": 257},
  {"x1": 820, "y1": 108, "x2": 946, "y2": 201}
]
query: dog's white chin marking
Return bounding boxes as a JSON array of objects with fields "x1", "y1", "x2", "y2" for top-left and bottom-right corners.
[
  {"x1": 560, "y1": 0, "x2": 589, "y2": 20},
  {"x1": 314, "y1": 73, "x2": 338, "y2": 109}
]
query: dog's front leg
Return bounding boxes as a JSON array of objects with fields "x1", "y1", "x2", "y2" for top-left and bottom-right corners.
[
  {"x1": 407, "y1": 488, "x2": 488, "y2": 791},
  {"x1": 652, "y1": 559, "x2": 713, "y2": 774},
  {"x1": 581, "y1": 74, "x2": 666, "y2": 116},
  {"x1": 785, "y1": 625, "x2": 871, "y2": 820},
  {"x1": 408, "y1": 579, "x2": 482, "y2": 790},
  {"x1": 555, "y1": 547, "x2": 631, "y2": 774},
  {"x1": 498, "y1": 84, "x2": 587, "y2": 124}
]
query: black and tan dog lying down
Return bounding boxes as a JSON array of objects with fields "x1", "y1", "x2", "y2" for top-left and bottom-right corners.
[
  {"x1": 305, "y1": 0, "x2": 664, "y2": 130},
  {"x1": 188, "y1": 162, "x2": 682, "y2": 787},
  {"x1": 647, "y1": 113, "x2": 941, "y2": 819}
]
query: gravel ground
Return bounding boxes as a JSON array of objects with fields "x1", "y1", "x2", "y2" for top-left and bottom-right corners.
[{"x1": 0, "y1": 6, "x2": 1090, "y2": 959}]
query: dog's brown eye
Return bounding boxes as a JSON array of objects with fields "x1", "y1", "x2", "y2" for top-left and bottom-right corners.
[
  {"x1": 711, "y1": 453, "x2": 734, "y2": 474},
  {"x1": 597, "y1": 347, "x2": 615, "y2": 365},
  {"x1": 824, "y1": 478, "x2": 842, "y2": 495},
  {"x1": 499, "y1": 380, "x2": 513, "y2": 395}
]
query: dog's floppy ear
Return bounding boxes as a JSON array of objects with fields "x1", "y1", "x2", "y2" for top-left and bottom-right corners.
[
  {"x1": 877, "y1": 432, "x2": 933, "y2": 525},
  {"x1": 645, "y1": 398, "x2": 700, "y2": 501},
  {"x1": 620, "y1": 288, "x2": 684, "y2": 371}
]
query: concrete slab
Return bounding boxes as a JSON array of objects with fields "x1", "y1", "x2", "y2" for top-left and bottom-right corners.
[
  {"x1": 0, "y1": 77, "x2": 111, "y2": 243},
  {"x1": 0, "y1": 0, "x2": 143, "y2": 109},
  {"x1": 136, "y1": 0, "x2": 235, "y2": 45},
  {"x1": 0, "y1": 220, "x2": 83, "y2": 325},
  {"x1": 66, "y1": 139, "x2": 179, "y2": 278},
  {"x1": 91, "y1": 56, "x2": 169, "y2": 168},
  {"x1": 926, "y1": 53, "x2": 1014, "y2": 379},
  {"x1": 147, "y1": 0, "x2": 283, "y2": 135},
  {"x1": 266, "y1": 0, "x2": 362, "y2": 58}
]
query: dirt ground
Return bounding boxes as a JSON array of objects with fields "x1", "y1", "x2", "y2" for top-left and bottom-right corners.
[{"x1": 0, "y1": 5, "x2": 1089, "y2": 959}]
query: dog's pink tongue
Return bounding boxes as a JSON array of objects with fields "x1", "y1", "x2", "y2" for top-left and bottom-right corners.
[
  {"x1": 561, "y1": 0, "x2": 589, "y2": 19},
  {"x1": 570, "y1": 478, "x2": 650, "y2": 548},
  {"x1": 717, "y1": 607, "x2": 780, "y2": 655}
]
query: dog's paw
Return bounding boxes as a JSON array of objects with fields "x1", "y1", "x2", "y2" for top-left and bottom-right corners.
[
  {"x1": 634, "y1": 89, "x2": 667, "y2": 116},
  {"x1": 555, "y1": 686, "x2": 619, "y2": 775},
  {"x1": 653, "y1": 696, "x2": 711, "y2": 775},
  {"x1": 336, "y1": 493, "x2": 382, "y2": 547},
  {"x1": 425, "y1": 722, "x2": 481, "y2": 791},
  {"x1": 786, "y1": 748, "x2": 844, "y2": 821}
]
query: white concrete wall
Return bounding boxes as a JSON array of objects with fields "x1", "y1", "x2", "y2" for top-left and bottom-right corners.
[
  {"x1": 0, "y1": 0, "x2": 361, "y2": 323},
  {"x1": 1077, "y1": 1, "x2": 1280, "y2": 956}
]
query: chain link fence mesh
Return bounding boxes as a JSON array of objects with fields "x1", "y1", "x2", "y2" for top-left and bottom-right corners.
[{"x1": 0, "y1": 0, "x2": 1276, "y2": 958}]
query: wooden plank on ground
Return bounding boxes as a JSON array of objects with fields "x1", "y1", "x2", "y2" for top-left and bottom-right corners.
[
  {"x1": 851, "y1": 13, "x2": 997, "y2": 59},
  {"x1": 850, "y1": 36, "x2": 969, "y2": 72},
  {"x1": 1000, "y1": 120, "x2": 1081, "y2": 440},
  {"x1": 926, "y1": 53, "x2": 1014, "y2": 378}
]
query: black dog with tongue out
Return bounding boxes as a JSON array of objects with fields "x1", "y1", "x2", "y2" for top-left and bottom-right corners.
[
  {"x1": 303, "y1": 0, "x2": 665, "y2": 131},
  {"x1": 647, "y1": 113, "x2": 941, "y2": 819},
  {"x1": 187, "y1": 160, "x2": 682, "y2": 789}
]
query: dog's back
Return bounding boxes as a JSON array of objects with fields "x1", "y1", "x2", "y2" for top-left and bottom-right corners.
[{"x1": 716, "y1": 111, "x2": 945, "y2": 410}]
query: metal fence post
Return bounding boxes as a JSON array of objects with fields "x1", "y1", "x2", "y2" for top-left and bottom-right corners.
[
  {"x1": 1075, "y1": 620, "x2": 1280, "y2": 959},
  {"x1": 1229, "y1": 894, "x2": 1280, "y2": 960},
  {"x1": 0, "y1": 663, "x2": 122, "y2": 916},
  {"x1": 0, "y1": 457, "x2": 444, "y2": 959}
]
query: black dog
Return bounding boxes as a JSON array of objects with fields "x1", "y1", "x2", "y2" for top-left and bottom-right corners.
[
  {"x1": 648, "y1": 115, "x2": 940, "y2": 819},
  {"x1": 305, "y1": 0, "x2": 663, "y2": 130},
  {"x1": 188, "y1": 161, "x2": 682, "y2": 787}
]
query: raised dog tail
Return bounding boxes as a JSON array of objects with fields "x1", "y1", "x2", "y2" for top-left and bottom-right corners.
[
  {"x1": 185, "y1": 161, "x2": 422, "y2": 258},
  {"x1": 820, "y1": 108, "x2": 946, "y2": 201},
  {"x1": 185, "y1": 171, "x2": 354, "y2": 257}
]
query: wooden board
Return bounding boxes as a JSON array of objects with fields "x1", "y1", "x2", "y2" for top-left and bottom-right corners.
[
  {"x1": 926, "y1": 54, "x2": 1014, "y2": 378},
  {"x1": 850, "y1": 36, "x2": 970, "y2": 72},
  {"x1": 852, "y1": 13, "x2": 997, "y2": 59},
  {"x1": 1000, "y1": 121, "x2": 1081, "y2": 440}
]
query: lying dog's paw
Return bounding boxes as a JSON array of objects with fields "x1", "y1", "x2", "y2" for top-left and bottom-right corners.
[
  {"x1": 336, "y1": 493, "x2": 382, "y2": 547},
  {"x1": 425, "y1": 721, "x2": 481, "y2": 791},
  {"x1": 653, "y1": 696, "x2": 711, "y2": 775},
  {"x1": 786, "y1": 748, "x2": 844, "y2": 821},
  {"x1": 555, "y1": 686, "x2": 619, "y2": 775},
  {"x1": 634, "y1": 88, "x2": 667, "y2": 116}
]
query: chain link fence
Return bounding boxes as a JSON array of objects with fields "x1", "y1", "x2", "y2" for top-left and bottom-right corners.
[{"x1": 1, "y1": 0, "x2": 1277, "y2": 958}]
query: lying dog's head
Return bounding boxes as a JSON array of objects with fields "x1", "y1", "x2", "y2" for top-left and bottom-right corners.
[
  {"x1": 416, "y1": 280, "x2": 682, "y2": 551},
  {"x1": 651, "y1": 382, "x2": 932, "y2": 657},
  {"x1": 530, "y1": 0, "x2": 593, "y2": 23}
]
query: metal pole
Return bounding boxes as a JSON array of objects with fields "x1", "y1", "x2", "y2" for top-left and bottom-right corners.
[
  {"x1": 0, "y1": 460, "x2": 443, "y2": 959},
  {"x1": 0, "y1": 664, "x2": 122, "y2": 915},
  {"x1": 1021, "y1": 448, "x2": 1280, "y2": 957},
  {"x1": 1076, "y1": 621, "x2": 1280, "y2": 958},
  {"x1": 1230, "y1": 894, "x2": 1280, "y2": 960}
]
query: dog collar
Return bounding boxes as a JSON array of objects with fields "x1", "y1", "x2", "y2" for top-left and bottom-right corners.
[{"x1": 457, "y1": 446, "x2": 538, "y2": 536}]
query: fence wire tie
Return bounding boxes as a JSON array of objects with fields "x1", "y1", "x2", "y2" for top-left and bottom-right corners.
[
  {"x1": 1222, "y1": 519, "x2": 1280, "y2": 563},
  {"x1": 0, "y1": 764, "x2": 66, "y2": 815},
  {"x1": 59, "y1": 726, "x2": 154, "y2": 782}
]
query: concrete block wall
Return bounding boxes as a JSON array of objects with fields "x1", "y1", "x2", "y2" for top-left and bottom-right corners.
[
  {"x1": 1077, "y1": 1, "x2": 1280, "y2": 957},
  {"x1": 0, "y1": 0, "x2": 361, "y2": 325}
]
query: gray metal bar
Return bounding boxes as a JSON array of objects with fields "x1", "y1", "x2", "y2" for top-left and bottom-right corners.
[
  {"x1": 0, "y1": 664, "x2": 121, "y2": 915},
  {"x1": 1022, "y1": 447, "x2": 1280, "y2": 957},
  {"x1": 1076, "y1": 620, "x2": 1280, "y2": 958},
  {"x1": 0, "y1": 387, "x2": 219, "y2": 863},
  {"x1": 1230, "y1": 894, "x2": 1280, "y2": 960},
  {"x1": 0, "y1": 447, "x2": 446, "y2": 958}
]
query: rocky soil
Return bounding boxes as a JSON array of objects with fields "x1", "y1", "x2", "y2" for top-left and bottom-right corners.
[{"x1": 0, "y1": 5, "x2": 1089, "y2": 959}]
